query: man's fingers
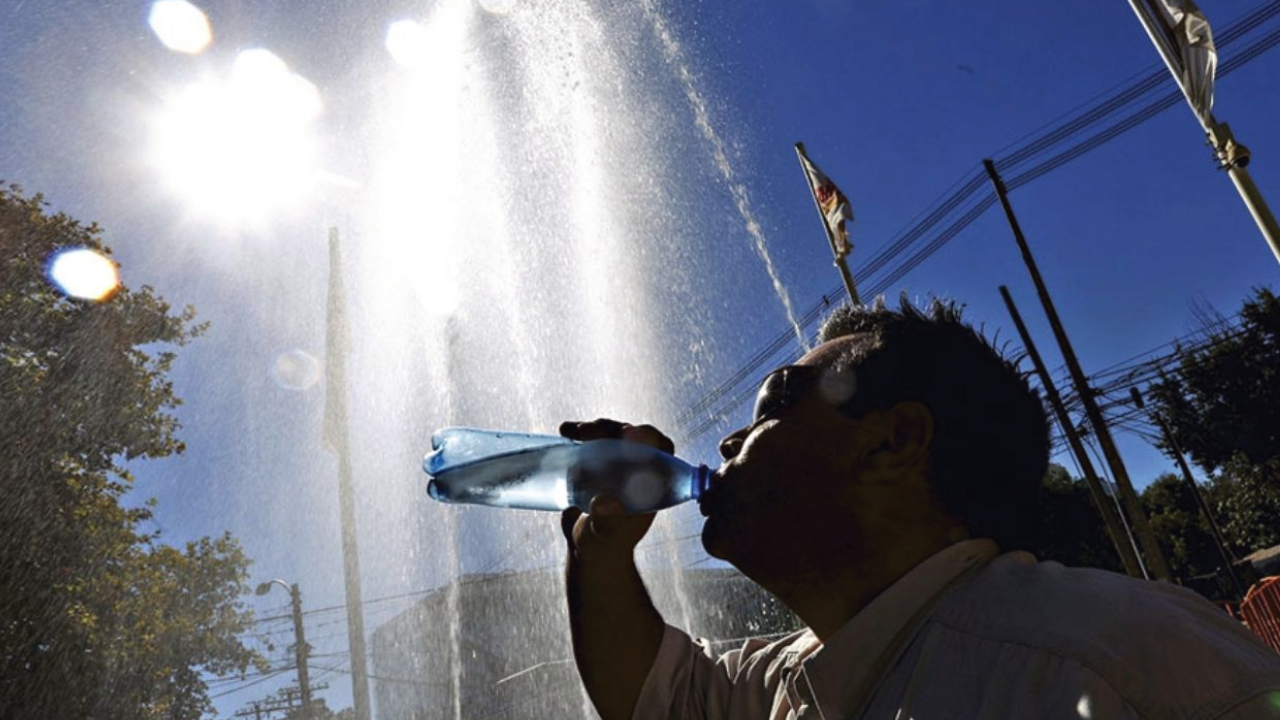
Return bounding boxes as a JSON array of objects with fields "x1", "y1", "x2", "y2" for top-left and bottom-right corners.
[
  {"x1": 561, "y1": 507, "x2": 584, "y2": 545},
  {"x1": 560, "y1": 419, "x2": 674, "y2": 454},
  {"x1": 621, "y1": 424, "x2": 675, "y2": 454},
  {"x1": 561, "y1": 418, "x2": 627, "y2": 442},
  {"x1": 588, "y1": 494, "x2": 624, "y2": 519}
]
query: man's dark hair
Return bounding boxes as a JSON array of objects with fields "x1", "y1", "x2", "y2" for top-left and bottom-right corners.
[{"x1": 818, "y1": 295, "x2": 1050, "y2": 550}]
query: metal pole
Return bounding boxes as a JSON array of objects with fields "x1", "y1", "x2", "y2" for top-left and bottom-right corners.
[
  {"x1": 1129, "y1": 388, "x2": 1246, "y2": 598},
  {"x1": 1000, "y1": 286, "x2": 1145, "y2": 577},
  {"x1": 984, "y1": 159, "x2": 1172, "y2": 580},
  {"x1": 1225, "y1": 161, "x2": 1280, "y2": 266},
  {"x1": 1123, "y1": 0, "x2": 1280, "y2": 267},
  {"x1": 290, "y1": 584, "x2": 313, "y2": 720},
  {"x1": 795, "y1": 142, "x2": 862, "y2": 305},
  {"x1": 326, "y1": 229, "x2": 373, "y2": 720}
]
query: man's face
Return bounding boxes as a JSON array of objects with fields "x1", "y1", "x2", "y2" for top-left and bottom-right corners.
[{"x1": 699, "y1": 334, "x2": 874, "y2": 574}]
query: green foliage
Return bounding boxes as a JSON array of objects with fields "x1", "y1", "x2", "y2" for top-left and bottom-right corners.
[
  {"x1": 1139, "y1": 473, "x2": 1220, "y2": 578},
  {"x1": 1149, "y1": 288, "x2": 1280, "y2": 473},
  {"x1": 1033, "y1": 464, "x2": 1123, "y2": 572},
  {"x1": 0, "y1": 184, "x2": 264, "y2": 719},
  {"x1": 1206, "y1": 455, "x2": 1280, "y2": 556}
]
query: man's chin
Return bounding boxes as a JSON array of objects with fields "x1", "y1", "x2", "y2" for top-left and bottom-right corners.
[{"x1": 700, "y1": 518, "x2": 731, "y2": 561}]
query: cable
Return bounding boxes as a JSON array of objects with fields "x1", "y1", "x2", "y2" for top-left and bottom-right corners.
[
  {"x1": 671, "y1": 2, "x2": 1280, "y2": 444},
  {"x1": 209, "y1": 668, "x2": 292, "y2": 699}
]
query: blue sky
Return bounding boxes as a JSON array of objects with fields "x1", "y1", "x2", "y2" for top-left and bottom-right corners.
[{"x1": 3, "y1": 0, "x2": 1278, "y2": 716}]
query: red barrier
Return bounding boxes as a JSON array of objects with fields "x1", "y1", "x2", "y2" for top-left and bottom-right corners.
[{"x1": 1239, "y1": 577, "x2": 1280, "y2": 653}]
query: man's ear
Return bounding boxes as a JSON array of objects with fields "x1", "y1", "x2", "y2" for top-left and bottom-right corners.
[{"x1": 865, "y1": 401, "x2": 934, "y2": 472}]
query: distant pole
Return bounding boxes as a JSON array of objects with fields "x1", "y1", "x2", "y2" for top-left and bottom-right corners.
[
  {"x1": 794, "y1": 142, "x2": 861, "y2": 304},
  {"x1": 1000, "y1": 286, "x2": 1145, "y2": 578},
  {"x1": 1123, "y1": 0, "x2": 1280, "y2": 267},
  {"x1": 324, "y1": 228, "x2": 373, "y2": 720},
  {"x1": 290, "y1": 584, "x2": 313, "y2": 720},
  {"x1": 984, "y1": 159, "x2": 1172, "y2": 580},
  {"x1": 1129, "y1": 387, "x2": 1245, "y2": 598}
]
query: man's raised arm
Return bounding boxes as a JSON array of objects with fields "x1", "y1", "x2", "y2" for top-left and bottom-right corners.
[{"x1": 559, "y1": 420, "x2": 671, "y2": 720}]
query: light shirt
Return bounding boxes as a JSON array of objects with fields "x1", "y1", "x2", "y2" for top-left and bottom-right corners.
[{"x1": 634, "y1": 540, "x2": 1280, "y2": 720}]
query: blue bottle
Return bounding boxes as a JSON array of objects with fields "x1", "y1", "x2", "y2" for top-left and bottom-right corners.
[{"x1": 423, "y1": 427, "x2": 711, "y2": 514}]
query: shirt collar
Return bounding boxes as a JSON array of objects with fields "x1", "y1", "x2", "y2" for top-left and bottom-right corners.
[{"x1": 795, "y1": 539, "x2": 1000, "y2": 717}]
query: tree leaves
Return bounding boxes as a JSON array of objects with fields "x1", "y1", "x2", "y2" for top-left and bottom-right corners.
[
  {"x1": 1150, "y1": 288, "x2": 1280, "y2": 473},
  {"x1": 0, "y1": 183, "x2": 260, "y2": 720}
]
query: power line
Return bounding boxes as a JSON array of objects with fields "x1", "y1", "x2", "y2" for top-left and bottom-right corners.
[
  {"x1": 671, "y1": 2, "x2": 1280, "y2": 447},
  {"x1": 209, "y1": 668, "x2": 292, "y2": 700}
]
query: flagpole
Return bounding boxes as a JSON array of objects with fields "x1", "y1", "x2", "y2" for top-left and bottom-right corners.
[
  {"x1": 795, "y1": 142, "x2": 862, "y2": 305},
  {"x1": 1124, "y1": 0, "x2": 1280, "y2": 267}
]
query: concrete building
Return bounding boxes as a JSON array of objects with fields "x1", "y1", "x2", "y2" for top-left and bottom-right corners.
[{"x1": 370, "y1": 566, "x2": 797, "y2": 720}]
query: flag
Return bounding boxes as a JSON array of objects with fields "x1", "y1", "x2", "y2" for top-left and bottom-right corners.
[
  {"x1": 322, "y1": 226, "x2": 350, "y2": 457},
  {"x1": 797, "y1": 148, "x2": 855, "y2": 258},
  {"x1": 1152, "y1": 0, "x2": 1217, "y2": 122}
]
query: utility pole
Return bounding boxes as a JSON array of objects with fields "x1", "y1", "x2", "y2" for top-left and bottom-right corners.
[
  {"x1": 255, "y1": 580, "x2": 319, "y2": 720},
  {"x1": 1000, "y1": 286, "x2": 1144, "y2": 578},
  {"x1": 234, "y1": 683, "x2": 328, "y2": 720},
  {"x1": 289, "y1": 583, "x2": 313, "y2": 720},
  {"x1": 1129, "y1": 387, "x2": 1245, "y2": 598},
  {"x1": 984, "y1": 159, "x2": 1172, "y2": 580}
]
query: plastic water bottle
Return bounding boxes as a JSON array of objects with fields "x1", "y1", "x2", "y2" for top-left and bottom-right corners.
[{"x1": 423, "y1": 427, "x2": 711, "y2": 514}]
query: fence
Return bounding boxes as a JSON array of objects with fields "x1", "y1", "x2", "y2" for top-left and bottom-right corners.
[{"x1": 1238, "y1": 576, "x2": 1280, "y2": 653}]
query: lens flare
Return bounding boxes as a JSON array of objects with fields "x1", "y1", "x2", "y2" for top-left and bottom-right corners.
[
  {"x1": 47, "y1": 248, "x2": 120, "y2": 301},
  {"x1": 148, "y1": 0, "x2": 213, "y2": 54},
  {"x1": 386, "y1": 20, "x2": 431, "y2": 69},
  {"x1": 149, "y1": 48, "x2": 322, "y2": 225},
  {"x1": 271, "y1": 349, "x2": 322, "y2": 390}
]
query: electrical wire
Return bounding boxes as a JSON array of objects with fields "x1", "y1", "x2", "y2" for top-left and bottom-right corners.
[{"x1": 671, "y1": 3, "x2": 1280, "y2": 447}]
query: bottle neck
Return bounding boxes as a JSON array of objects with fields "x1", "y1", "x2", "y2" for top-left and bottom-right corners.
[{"x1": 692, "y1": 464, "x2": 712, "y2": 500}]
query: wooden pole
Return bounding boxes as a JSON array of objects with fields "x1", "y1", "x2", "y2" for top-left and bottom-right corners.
[
  {"x1": 984, "y1": 159, "x2": 1172, "y2": 580},
  {"x1": 795, "y1": 142, "x2": 861, "y2": 305},
  {"x1": 1000, "y1": 286, "x2": 1145, "y2": 577},
  {"x1": 1129, "y1": 387, "x2": 1245, "y2": 598},
  {"x1": 290, "y1": 584, "x2": 313, "y2": 720}
]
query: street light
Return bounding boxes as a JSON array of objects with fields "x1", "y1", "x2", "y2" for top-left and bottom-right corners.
[{"x1": 255, "y1": 579, "x2": 312, "y2": 720}]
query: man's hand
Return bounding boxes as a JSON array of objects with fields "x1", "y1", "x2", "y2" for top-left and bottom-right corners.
[
  {"x1": 558, "y1": 418, "x2": 672, "y2": 720},
  {"x1": 558, "y1": 419, "x2": 675, "y2": 563}
]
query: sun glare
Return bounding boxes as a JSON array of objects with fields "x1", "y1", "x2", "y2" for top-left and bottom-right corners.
[
  {"x1": 47, "y1": 248, "x2": 120, "y2": 301},
  {"x1": 149, "y1": 48, "x2": 322, "y2": 225},
  {"x1": 385, "y1": 20, "x2": 431, "y2": 69},
  {"x1": 148, "y1": 0, "x2": 213, "y2": 54}
]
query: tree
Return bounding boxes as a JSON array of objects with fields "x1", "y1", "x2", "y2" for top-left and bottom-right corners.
[
  {"x1": 1139, "y1": 473, "x2": 1219, "y2": 579},
  {"x1": 1033, "y1": 464, "x2": 1124, "y2": 572},
  {"x1": 1149, "y1": 288, "x2": 1280, "y2": 473},
  {"x1": 1206, "y1": 455, "x2": 1280, "y2": 556},
  {"x1": 0, "y1": 184, "x2": 264, "y2": 719}
]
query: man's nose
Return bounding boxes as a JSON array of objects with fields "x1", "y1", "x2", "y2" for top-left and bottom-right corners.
[{"x1": 718, "y1": 427, "x2": 747, "y2": 460}]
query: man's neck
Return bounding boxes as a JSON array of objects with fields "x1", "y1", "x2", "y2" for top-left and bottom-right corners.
[{"x1": 757, "y1": 539, "x2": 958, "y2": 641}]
